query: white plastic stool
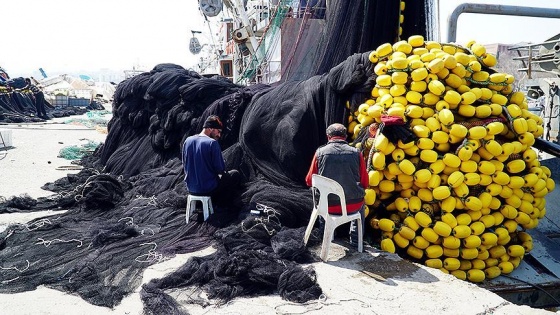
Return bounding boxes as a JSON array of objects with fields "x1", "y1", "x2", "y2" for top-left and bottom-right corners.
[{"x1": 186, "y1": 195, "x2": 214, "y2": 224}]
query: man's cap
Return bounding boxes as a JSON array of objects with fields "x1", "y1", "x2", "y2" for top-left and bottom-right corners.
[{"x1": 203, "y1": 115, "x2": 223, "y2": 130}]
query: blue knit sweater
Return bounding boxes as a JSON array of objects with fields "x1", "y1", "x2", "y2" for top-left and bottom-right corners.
[{"x1": 182, "y1": 134, "x2": 225, "y2": 194}]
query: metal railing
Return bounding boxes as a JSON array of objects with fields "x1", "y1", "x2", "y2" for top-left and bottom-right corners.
[
  {"x1": 508, "y1": 38, "x2": 560, "y2": 79},
  {"x1": 247, "y1": 0, "x2": 326, "y2": 19},
  {"x1": 447, "y1": 3, "x2": 560, "y2": 43}
]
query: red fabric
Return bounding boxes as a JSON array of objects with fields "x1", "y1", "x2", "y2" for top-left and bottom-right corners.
[
  {"x1": 357, "y1": 152, "x2": 369, "y2": 188},
  {"x1": 327, "y1": 201, "x2": 364, "y2": 215},
  {"x1": 381, "y1": 115, "x2": 405, "y2": 125},
  {"x1": 305, "y1": 153, "x2": 318, "y2": 187},
  {"x1": 305, "y1": 150, "x2": 368, "y2": 214}
]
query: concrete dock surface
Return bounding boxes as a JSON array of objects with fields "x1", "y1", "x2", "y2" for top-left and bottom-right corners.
[{"x1": 0, "y1": 113, "x2": 558, "y2": 315}]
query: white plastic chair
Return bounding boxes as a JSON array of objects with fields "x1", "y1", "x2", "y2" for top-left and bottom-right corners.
[
  {"x1": 185, "y1": 195, "x2": 214, "y2": 224},
  {"x1": 303, "y1": 174, "x2": 363, "y2": 261}
]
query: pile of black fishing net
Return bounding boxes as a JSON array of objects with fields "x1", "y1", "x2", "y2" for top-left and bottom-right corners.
[
  {"x1": 284, "y1": 0, "x2": 433, "y2": 81},
  {"x1": 0, "y1": 77, "x2": 89, "y2": 123},
  {"x1": 0, "y1": 86, "x2": 44, "y2": 123},
  {"x1": 0, "y1": 1, "x2": 433, "y2": 313},
  {"x1": 0, "y1": 53, "x2": 373, "y2": 313}
]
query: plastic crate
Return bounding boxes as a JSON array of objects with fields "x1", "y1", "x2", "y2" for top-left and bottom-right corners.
[
  {"x1": 72, "y1": 89, "x2": 92, "y2": 98},
  {"x1": 0, "y1": 129, "x2": 13, "y2": 148},
  {"x1": 68, "y1": 97, "x2": 91, "y2": 106},
  {"x1": 53, "y1": 95, "x2": 68, "y2": 106}
]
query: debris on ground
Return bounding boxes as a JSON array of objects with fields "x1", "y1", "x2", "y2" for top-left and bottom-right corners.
[{"x1": 58, "y1": 140, "x2": 100, "y2": 160}]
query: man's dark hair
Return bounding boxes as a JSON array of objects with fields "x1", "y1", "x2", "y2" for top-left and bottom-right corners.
[
  {"x1": 203, "y1": 115, "x2": 223, "y2": 130},
  {"x1": 326, "y1": 123, "x2": 346, "y2": 137}
]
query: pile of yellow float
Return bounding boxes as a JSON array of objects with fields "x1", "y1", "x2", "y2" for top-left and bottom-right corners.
[{"x1": 353, "y1": 35, "x2": 555, "y2": 282}]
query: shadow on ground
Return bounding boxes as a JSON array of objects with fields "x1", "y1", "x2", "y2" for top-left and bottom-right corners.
[{"x1": 316, "y1": 242, "x2": 440, "y2": 286}]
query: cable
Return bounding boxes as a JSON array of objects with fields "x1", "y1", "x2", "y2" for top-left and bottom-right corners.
[
  {"x1": 500, "y1": 274, "x2": 560, "y2": 306},
  {"x1": 540, "y1": 214, "x2": 560, "y2": 232}
]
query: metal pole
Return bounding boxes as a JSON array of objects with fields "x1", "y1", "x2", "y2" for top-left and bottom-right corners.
[
  {"x1": 447, "y1": 3, "x2": 560, "y2": 43},
  {"x1": 534, "y1": 138, "x2": 560, "y2": 158},
  {"x1": 528, "y1": 46, "x2": 533, "y2": 79}
]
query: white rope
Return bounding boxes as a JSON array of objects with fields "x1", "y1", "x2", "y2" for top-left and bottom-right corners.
[
  {"x1": 241, "y1": 203, "x2": 282, "y2": 236},
  {"x1": 36, "y1": 237, "x2": 83, "y2": 248},
  {"x1": 1, "y1": 276, "x2": 20, "y2": 284},
  {"x1": 134, "y1": 242, "x2": 164, "y2": 263},
  {"x1": 274, "y1": 295, "x2": 371, "y2": 314},
  {"x1": 26, "y1": 218, "x2": 52, "y2": 231},
  {"x1": 72, "y1": 169, "x2": 104, "y2": 202},
  {"x1": 133, "y1": 194, "x2": 158, "y2": 203},
  {"x1": 129, "y1": 195, "x2": 159, "y2": 211},
  {"x1": 3, "y1": 229, "x2": 14, "y2": 240},
  {"x1": 0, "y1": 259, "x2": 30, "y2": 272},
  {"x1": 118, "y1": 216, "x2": 134, "y2": 226},
  {"x1": 141, "y1": 228, "x2": 155, "y2": 236},
  {"x1": 117, "y1": 216, "x2": 156, "y2": 236}
]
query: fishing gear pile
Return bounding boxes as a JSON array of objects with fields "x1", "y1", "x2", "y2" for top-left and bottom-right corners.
[
  {"x1": 0, "y1": 51, "x2": 376, "y2": 313},
  {"x1": 0, "y1": 79, "x2": 45, "y2": 123},
  {"x1": 0, "y1": 1, "x2": 440, "y2": 313},
  {"x1": 0, "y1": 77, "x2": 90, "y2": 123},
  {"x1": 354, "y1": 36, "x2": 555, "y2": 282}
]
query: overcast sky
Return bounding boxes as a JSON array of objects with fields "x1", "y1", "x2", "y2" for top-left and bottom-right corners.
[
  {"x1": 1, "y1": 0, "x2": 559, "y2": 79},
  {"x1": 1, "y1": 0, "x2": 207, "y2": 77},
  {"x1": 439, "y1": 0, "x2": 560, "y2": 45}
]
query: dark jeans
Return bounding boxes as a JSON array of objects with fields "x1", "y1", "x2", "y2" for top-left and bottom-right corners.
[
  {"x1": 317, "y1": 204, "x2": 365, "y2": 244},
  {"x1": 212, "y1": 169, "x2": 241, "y2": 207},
  {"x1": 349, "y1": 205, "x2": 365, "y2": 244},
  {"x1": 190, "y1": 170, "x2": 241, "y2": 208}
]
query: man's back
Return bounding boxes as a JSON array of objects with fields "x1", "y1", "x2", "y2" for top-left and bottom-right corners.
[
  {"x1": 183, "y1": 134, "x2": 225, "y2": 194},
  {"x1": 316, "y1": 140, "x2": 364, "y2": 204}
]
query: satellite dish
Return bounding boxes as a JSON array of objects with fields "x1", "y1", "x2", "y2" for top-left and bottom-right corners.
[
  {"x1": 189, "y1": 37, "x2": 202, "y2": 54},
  {"x1": 199, "y1": 0, "x2": 223, "y2": 17}
]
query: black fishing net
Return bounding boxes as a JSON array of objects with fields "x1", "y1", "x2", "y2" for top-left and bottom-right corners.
[
  {"x1": 0, "y1": 1, "x2": 433, "y2": 313},
  {"x1": 0, "y1": 77, "x2": 90, "y2": 123},
  {"x1": 0, "y1": 169, "x2": 219, "y2": 307},
  {"x1": 285, "y1": 0, "x2": 434, "y2": 81},
  {"x1": 0, "y1": 52, "x2": 372, "y2": 311},
  {"x1": 0, "y1": 194, "x2": 37, "y2": 211},
  {"x1": 0, "y1": 91, "x2": 42, "y2": 123}
]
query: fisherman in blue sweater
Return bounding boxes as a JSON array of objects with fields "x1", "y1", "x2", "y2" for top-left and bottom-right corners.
[{"x1": 182, "y1": 115, "x2": 240, "y2": 210}]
